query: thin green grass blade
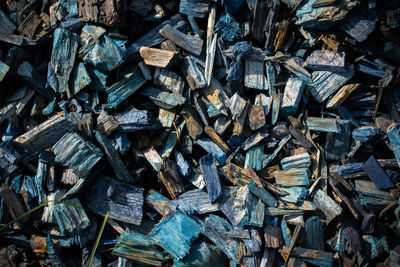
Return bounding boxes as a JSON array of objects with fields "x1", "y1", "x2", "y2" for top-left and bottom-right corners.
[
  {"x1": 0, "y1": 201, "x2": 49, "y2": 233},
  {"x1": 87, "y1": 211, "x2": 109, "y2": 267}
]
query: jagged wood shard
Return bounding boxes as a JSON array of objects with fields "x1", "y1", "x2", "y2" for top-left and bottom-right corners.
[
  {"x1": 339, "y1": 6, "x2": 378, "y2": 42},
  {"x1": 14, "y1": 115, "x2": 73, "y2": 155},
  {"x1": 106, "y1": 71, "x2": 146, "y2": 109},
  {"x1": 154, "y1": 68, "x2": 185, "y2": 95},
  {"x1": 52, "y1": 132, "x2": 103, "y2": 178},
  {"x1": 53, "y1": 198, "x2": 90, "y2": 235},
  {"x1": 362, "y1": 155, "x2": 395, "y2": 190},
  {"x1": 95, "y1": 132, "x2": 135, "y2": 183},
  {"x1": 199, "y1": 154, "x2": 222, "y2": 203},
  {"x1": 47, "y1": 28, "x2": 78, "y2": 96},
  {"x1": 159, "y1": 24, "x2": 203, "y2": 56}
]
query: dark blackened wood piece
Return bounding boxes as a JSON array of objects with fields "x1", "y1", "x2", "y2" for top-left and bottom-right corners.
[
  {"x1": 248, "y1": 180, "x2": 277, "y2": 207},
  {"x1": 179, "y1": 0, "x2": 210, "y2": 18},
  {"x1": 0, "y1": 185, "x2": 27, "y2": 222},
  {"x1": 182, "y1": 56, "x2": 207, "y2": 89},
  {"x1": 17, "y1": 61, "x2": 54, "y2": 100},
  {"x1": 47, "y1": 28, "x2": 78, "y2": 97},
  {"x1": 264, "y1": 0, "x2": 280, "y2": 50},
  {"x1": 342, "y1": 227, "x2": 361, "y2": 254},
  {"x1": 289, "y1": 125, "x2": 313, "y2": 149},
  {"x1": 86, "y1": 175, "x2": 144, "y2": 225},
  {"x1": 199, "y1": 154, "x2": 222, "y2": 203},
  {"x1": 0, "y1": 245, "x2": 19, "y2": 267},
  {"x1": 305, "y1": 216, "x2": 324, "y2": 251},
  {"x1": 328, "y1": 178, "x2": 359, "y2": 220},
  {"x1": 264, "y1": 224, "x2": 283, "y2": 248},
  {"x1": 149, "y1": 210, "x2": 201, "y2": 259},
  {"x1": 78, "y1": 0, "x2": 121, "y2": 26},
  {"x1": 52, "y1": 132, "x2": 103, "y2": 178},
  {"x1": 95, "y1": 132, "x2": 135, "y2": 183},
  {"x1": 112, "y1": 232, "x2": 172, "y2": 266},
  {"x1": 127, "y1": 14, "x2": 189, "y2": 56},
  {"x1": 387, "y1": 123, "x2": 400, "y2": 168},
  {"x1": 325, "y1": 120, "x2": 351, "y2": 161},
  {"x1": 115, "y1": 107, "x2": 161, "y2": 132},
  {"x1": 13, "y1": 115, "x2": 73, "y2": 155},
  {"x1": 273, "y1": 20, "x2": 289, "y2": 52},
  {"x1": 96, "y1": 112, "x2": 119, "y2": 136},
  {"x1": 46, "y1": 234, "x2": 64, "y2": 267},
  {"x1": 363, "y1": 155, "x2": 395, "y2": 189},
  {"x1": 252, "y1": 0, "x2": 268, "y2": 43},
  {"x1": 159, "y1": 24, "x2": 203, "y2": 56},
  {"x1": 339, "y1": 6, "x2": 378, "y2": 42},
  {"x1": 139, "y1": 47, "x2": 180, "y2": 68},
  {"x1": 105, "y1": 71, "x2": 146, "y2": 109},
  {"x1": 0, "y1": 9, "x2": 16, "y2": 34},
  {"x1": 159, "y1": 168, "x2": 185, "y2": 200}
]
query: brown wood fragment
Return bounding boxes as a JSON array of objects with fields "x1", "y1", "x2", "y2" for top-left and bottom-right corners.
[
  {"x1": 78, "y1": 0, "x2": 121, "y2": 26},
  {"x1": 204, "y1": 126, "x2": 230, "y2": 153},
  {"x1": 273, "y1": 21, "x2": 289, "y2": 52},
  {"x1": 139, "y1": 47, "x2": 180, "y2": 68}
]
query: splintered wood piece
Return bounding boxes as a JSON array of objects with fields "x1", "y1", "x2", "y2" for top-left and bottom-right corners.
[
  {"x1": 200, "y1": 154, "x2": 222, "y2": 203},
  {"x1": 204, "y1": 126, "x2": 230, "y2": 153},
  {"x1": 139, "y1": 47, "x2": 180, "y2": 68},
  {"x1": 326, "y1": 83, "x2": 361, "y2": 108},
  {"x1": 159, "y1": 24, "x2": 203, "y2": 55},
  {"x1": 13, "y1": 115, "x2": 72, "y2": 155},
  {"x1": 313, "y1": 188, "x2": 342, "y2": 224},
  {"x1": 273, "y1": 20, "x2": 289, "y2": 52},
  {"x1": 85, "y1": 176, "x2": 144, "y2": 225}
]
